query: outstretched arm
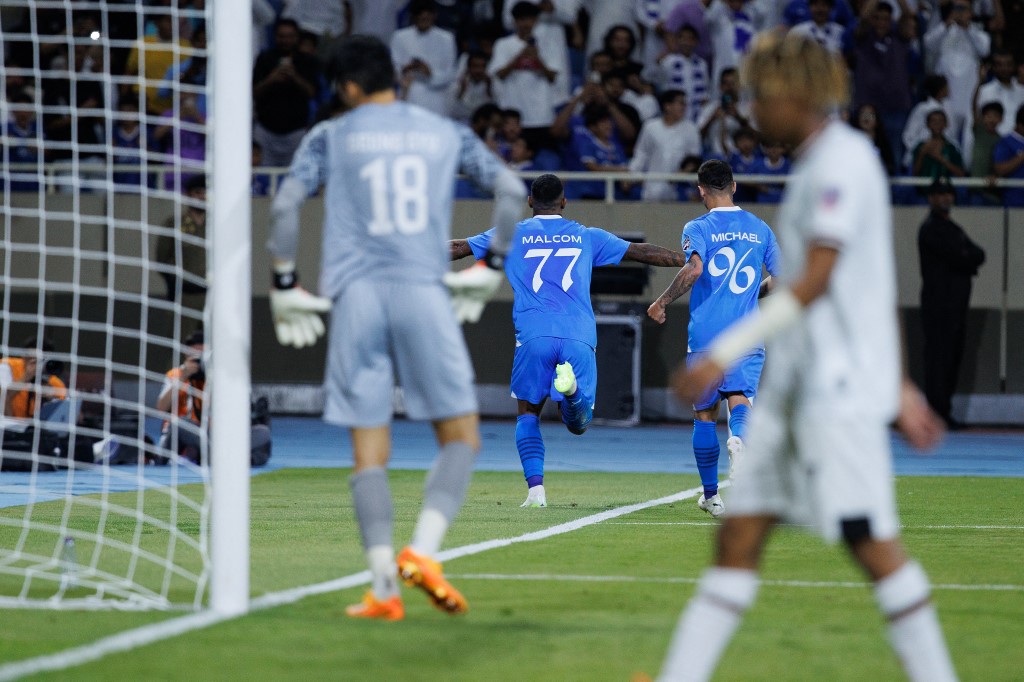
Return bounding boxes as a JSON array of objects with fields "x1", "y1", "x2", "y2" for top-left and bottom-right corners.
[
  {"x1": 449, "y1": 239, "x2": 474, "y2": 261},
  {"x1": 622, "y1": 242, "x2": 690, "y2": 267},
  {"x1": 647, "y1": 253, "x2": 702, "y2": 324}
]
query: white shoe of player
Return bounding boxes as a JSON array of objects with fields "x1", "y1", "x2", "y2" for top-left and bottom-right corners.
[
  {"x1": 726, "y1": 436, "x2": 744, "y2": 478},
  {"x1": 697, "y1": 493, "x2": 725, "y2": 518},
  {"x1": 520, "y1": 485, "x2": 547, "y2": 508}
]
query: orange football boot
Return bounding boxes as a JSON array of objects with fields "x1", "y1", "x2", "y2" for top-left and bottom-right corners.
[{"x1": 396, "y1": 546, "x2": 468, "y2": 614}]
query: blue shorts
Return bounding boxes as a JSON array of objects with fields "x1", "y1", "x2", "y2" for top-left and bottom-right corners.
[
  {"x1": 687, "y1": 349, "x2": 764, "y2": 411},
  {"x1": 511, "y1": 337, "x2": 597, "y2": 406}
]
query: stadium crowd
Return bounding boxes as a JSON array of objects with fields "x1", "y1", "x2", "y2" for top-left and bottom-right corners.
[{"x1": 2, "y1": 0, "x2": 1024, "y2": 204}]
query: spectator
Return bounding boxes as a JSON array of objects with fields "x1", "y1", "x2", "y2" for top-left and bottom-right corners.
[
  {"x1": 41, "y1": 30, "x2": 107, "y2": 193},
  {"x1": 993, "y1": 103, "x2": 1024, "y2": 205},
  {"x1": 752, "y1": 139, "x2": 791, "y2": 202},
  {"x1": 629, "y1": 90, "x2": 702, "y2": 201},
  {"x1": 488, "y1": 2, "x2": 561, "y2": 153},
  {"x1": 449, "y1": 50, "x2": 494, "y2": 122},
  {"x1": 500, "y1": 0, "x2": 574, "y2": 107},
  {"x1": 348, "y1": 0, "x2": 404, "y2": 43},
  {"x1": 110, "y1": 94, "x2": 147, "y2": 190},
  {"x1": 597, "y1": 69, "x2": 643, "y2": 148},
  {"x1": 705, "y1": 0, "x2": 767, "y2": 87},
  {"x1": 789, "y1": 0, "x2": 846, "y2": 54},
  {"x1": 975, "y1": 50, "x2": 1024, "y2": 137},
  {"x1": 153, "y1": 91, "x2": 206, "y2": 193},
  {"x1": 635, "y1": 0, "x2": 688, "y2": 71},
  {"x1": 157, "y1": 24, "x2": 208, "y2": 119},
  {"x1": 969, "y1": 101, "x2": 1004, "y2": 204},
  {"x1": 468, "y1": 102, "x2": 503, "y2": 150},
  {"x1": 918, "y1": 177, "x2": 985, "y2": 428},
  {"x1": 652, "y1": 24, "x2": 710, "y2": 123},
  {"x1": 912, "y1": 109, "x2": 967, "y2": 186},
  {"x1": 697, "y1": 67, "x2": 753, "y2": 158},
  {"x1": 391, "y1": 0, "x2": 458, "y2": 116},
  {"x1": 123, "y1": 12, "x2": 190, "y2": 115},
  {"x1": 783, "y1": 0, "x2": 855, "y2": 26},
  {"x1": 4, "y1": 92, "x2": 40, "y2": 192},
  {"x1": 676, "y1": 153, "x2": 704, "y2": 202},
  {"x1": 664, "y1": 0, "x2": 713, "y2": 63},
  {"x1": 603, "y1": 24, "x2": 644, "y2": 79},
  {"x1": 508, "y1": 136, "x2": 540, "y2": 174},
  {"x1": 849, "y1": 0, "x2": 915, "y2": 169},
  {"x1": 727, "y1": 126, "x2": 761, "y2": 202},
  {"x1": 551, "y1": 67, "x2": 642, "y2": 153},
  {"x1": 0, "y1": 337, "x2": 70, "y2": 423},
  {"x1": 252, "y1": 18, "x2": 323, "y2": 168},
  {"x1": 495, "y1": 108, "x2": 524, "y2": 161},
  {"x1": 924, "y1": 0, "x2": 990, "y2": 143},
  {"x1": 280, "y1": 0, "x2": 349, "y2": 64},
  {"x1": 566, "y1": 103, "x2": 630, "y2": 200},
  {"x1": 579, "y1": 0, "x2": 635, "y2": 59},
  {"x1": 252, "y1": 0, "x2": 277, "y2": 62},
  {"x1": 854, "y1": 103, "x2": 898, "y2": 175},
  {"x1": 156, "y1": 175, "x2": 207, "y2": 305},
  {"x1": 902, "y1": 74, "x2": 952, "y2": 173}
]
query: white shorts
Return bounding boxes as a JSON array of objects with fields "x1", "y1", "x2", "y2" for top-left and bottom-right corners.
[
  {"x1": 323, "y1": 278, "x2": 478, "y2": 428},
  {"x1": 728, "y1": 402, "x2": 900, "y2": 544}
]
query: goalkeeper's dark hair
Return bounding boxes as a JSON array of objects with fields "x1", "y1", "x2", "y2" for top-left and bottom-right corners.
[
  {"x1": 696, "y1": 159, "x2": 733, "y2": 192},
  {"x1": 185, "y1": 329, "x2": 205, "y2": 347},
  {"x1": 329, "y1": 35, "x2": 395, "y2": 96},
  {"x1": 530, "y1": 174, "x2": 564, "y2": 211}
]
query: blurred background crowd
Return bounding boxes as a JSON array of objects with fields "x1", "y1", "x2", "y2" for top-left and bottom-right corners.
[{"x1": 2, "y1": 0, "x2": 1023, "y2": 205}]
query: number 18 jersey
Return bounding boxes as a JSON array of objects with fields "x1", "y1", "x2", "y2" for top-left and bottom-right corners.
[
  {"x1": 684, "y1": 206, "x2": 780, "y2": 352},
  {"x1": 467, "y1": 215, "x2": 630, "y2": 347}
]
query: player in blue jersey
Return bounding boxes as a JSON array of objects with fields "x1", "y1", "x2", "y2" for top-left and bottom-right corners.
[
  {"x1": 266, "y1": 35, "x2": 526, "y2": 621},
  {"x1": 647, "y1": 159, "x2": 780, "y2": 518},
  {"x1": 450, "y1": 174, "x2": 690, "y2": 507}
]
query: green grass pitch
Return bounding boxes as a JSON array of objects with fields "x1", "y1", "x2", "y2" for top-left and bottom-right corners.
[{"x1": 0, "y1": 470, "x2": 1021, "y2": 681}]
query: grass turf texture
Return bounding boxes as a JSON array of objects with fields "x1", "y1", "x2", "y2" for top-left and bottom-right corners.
[{"x1": 0, "y1": 470, "x2": 1020, "y2": 681}]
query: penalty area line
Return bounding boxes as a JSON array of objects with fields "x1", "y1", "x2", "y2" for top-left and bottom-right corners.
[{"x1": 0, "y1": 484, "x2": 707, "y2": 681}]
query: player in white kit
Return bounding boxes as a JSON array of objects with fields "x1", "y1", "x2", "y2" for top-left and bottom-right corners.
[
  {"x1": 267, "y1": 35, "x2": 525, "y2": 620},
  {"x1": 656, "y1": 33, "x2": 958, "y2": 681}
]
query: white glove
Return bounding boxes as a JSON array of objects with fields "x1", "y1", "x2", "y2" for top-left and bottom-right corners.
[
  {"x1": 442, "y1": 263, "x2": 504, "y2": 324},
  {"x1": 269, "y1": 287, "x2": 332, "y2": 348}
]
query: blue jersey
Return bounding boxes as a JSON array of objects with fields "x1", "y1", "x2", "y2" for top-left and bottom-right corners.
[
  {"x1": 467, "y1": 216, "x2": 630, "y2": 347},
  {"x1": 683, "y1": 206, "x2": 780, "y2": 352}
]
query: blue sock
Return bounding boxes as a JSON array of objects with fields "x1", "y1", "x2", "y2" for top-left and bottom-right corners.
[
  {"x1": 729, "y1": 403, "x2": 751, "y2": 440},
  {"x1": 516, "y1": 413, "x2": 545, "y2": 487},
  {"x1": 692, "y1": 420, "x2": 720, "y2": 498},
  {"x1": 560, "y1": 388, "x2": 592, "y2": 435}
]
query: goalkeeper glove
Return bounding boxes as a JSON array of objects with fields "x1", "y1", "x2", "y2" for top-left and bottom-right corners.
[
  {"x1": 442, "y1": 261, "x2": 504, "y2": 324},
  {"x1": 270, "y1": 266, "x2": 332, "y2": 348}
]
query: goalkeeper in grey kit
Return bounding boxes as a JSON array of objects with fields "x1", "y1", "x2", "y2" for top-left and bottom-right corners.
[{"x1": 266, "y1": 35, "x2": 524, "y2": 619}]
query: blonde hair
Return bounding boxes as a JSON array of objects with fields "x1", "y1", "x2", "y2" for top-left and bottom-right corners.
[{"x1": 741, "y1": 31, "x2": 849, "y2": 112}]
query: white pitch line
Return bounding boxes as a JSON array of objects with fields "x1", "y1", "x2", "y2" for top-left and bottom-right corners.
[
  {"x1": 602, "y1": 520, "x2": 1024, "y2": 532},
  {"x1": 446, "y1": 573, "x2": 1024, "y2": 592},
  {"x1": 0, "y1": 484, "x2": 711, "y2": 681}
]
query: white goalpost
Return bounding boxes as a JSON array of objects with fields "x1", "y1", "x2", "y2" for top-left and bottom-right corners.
[{"x1": 0, "y1": 0, "x2": 251, "y2": 614}]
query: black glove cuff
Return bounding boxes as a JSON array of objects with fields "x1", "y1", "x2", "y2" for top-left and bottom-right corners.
[
  {"x1": 273, "y1": 270, "x2": 298, "y2": 290},
  {"x1": 483, "y1": 250, "x2": 505, "y2": 270}
]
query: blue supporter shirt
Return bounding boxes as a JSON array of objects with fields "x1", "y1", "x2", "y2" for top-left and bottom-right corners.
[
  {"x1": 467, "y1": 216, "x2": 631, "y2": 347},
  {"x1": 683, "y1": 206, "x2": 780, "y2": 352},
  {"x1": 993, "y1": 131, "x2": 1024, "y2": 206}
]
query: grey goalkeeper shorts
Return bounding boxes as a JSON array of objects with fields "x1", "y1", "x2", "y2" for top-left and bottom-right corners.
[{"x1": 323, "y1": 278, "x2": 478, "y2": 428}]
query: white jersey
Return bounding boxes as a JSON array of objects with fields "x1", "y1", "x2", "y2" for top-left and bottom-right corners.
[{"x1": 768, "y1": 120, "x2": 900, "y2": 419}]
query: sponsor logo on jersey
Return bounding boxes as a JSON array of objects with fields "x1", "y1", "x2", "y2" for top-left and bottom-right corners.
[
  {"x1": 522, "y1": 234, "x2": 584, "y2": 245},
  {"x1": 820, "y1": 187, "x2": 840, "y2": 209},
  {"x1": 710, "y1": 232, "x2": 762, "y2": 244},
  {"x1": 682, "y1": 236, "x2": 691, "y2": 251}
]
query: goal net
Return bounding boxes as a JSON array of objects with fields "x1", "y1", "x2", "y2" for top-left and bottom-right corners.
[{"x1": 0, "y1": 0, "x2": 251, "y2": 613}]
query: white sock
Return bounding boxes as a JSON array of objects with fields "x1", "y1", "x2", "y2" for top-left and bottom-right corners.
[
  {"x1": 658, "y1": 567, "x2": 759, "y2": 682},
  {"x1": 366, "y1": 545, "x2": 399, "y2": 599},
  {"x1": 410, "y1": 508, "x2": 448, "y2": 557},
  {"x1": 875, "y1": 561, "x2": 958, "y2": 682}
]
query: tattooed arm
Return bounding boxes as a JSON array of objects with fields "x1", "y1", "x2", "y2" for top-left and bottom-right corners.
[
  {"x1": 647, "y1": 253, "x2": 703, "y2": 324},
  {"x1": 621, "y1": 242, "x2": 691, "y2": 267}
]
